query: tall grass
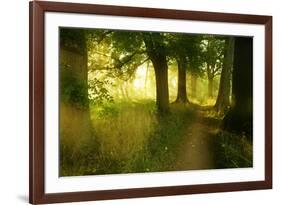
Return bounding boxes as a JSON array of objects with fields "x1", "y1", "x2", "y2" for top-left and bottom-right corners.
[
  {"x1": 213, "y1": 131, "x2": 253, "y2": 168},
  {"x1": 60, "y1": 100, "x2": 194, "y2": 176},
  {"x1": 133, "y1": 103, "x2": 194, "y2": 172},
  {"x1": 59, "y1": 103, "x2": 96, "y2": 176},
  {"x1": 91, "y1": 100, "x2": 157, "y2": 173}
]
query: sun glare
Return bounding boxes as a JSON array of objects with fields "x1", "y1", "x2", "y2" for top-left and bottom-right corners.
[{"x1": 133, "y1": 65, "x2": 147, "y2": 89}]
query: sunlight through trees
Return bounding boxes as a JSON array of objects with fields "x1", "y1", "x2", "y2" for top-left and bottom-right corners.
[{"x1": 59, "y1": 28, "x2": 253, "y2": 176}]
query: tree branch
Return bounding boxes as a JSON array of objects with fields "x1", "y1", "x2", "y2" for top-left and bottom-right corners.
[
  {"x1": 115, "y1": 49, "x2": 146, "y2": 69},
  {"x1": 97, "y1": 31, "x2": 113, "y2": 44}
]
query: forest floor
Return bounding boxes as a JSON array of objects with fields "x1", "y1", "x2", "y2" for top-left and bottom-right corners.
[
  {"x1": 60, "y1": 101, "x2": 252, "y2": 176},
  {"x1": 175, "y1": 109, "x2": 221, "y2": 171}
]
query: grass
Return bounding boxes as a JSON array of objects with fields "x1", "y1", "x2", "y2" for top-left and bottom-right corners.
[
  {"x1": 60, "y1": 100, "x2": 253, "y2": 176},
  {"x1": 132, "y1": 103, "x2": 194, "y2": 172},
  {"x1": 213, "y1": 131, "x2": 253, "y2": 168},
  {"x1": 60, "y1": 100, "x2": 194, "y2": 176},
  {"x1": 90, "y1": 100, "x2": 157, "y2": 174}
]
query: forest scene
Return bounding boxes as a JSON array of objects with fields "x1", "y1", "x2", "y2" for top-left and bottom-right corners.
[{"x1": 59, "y1": 27, "x2": 253, "y2": 177}]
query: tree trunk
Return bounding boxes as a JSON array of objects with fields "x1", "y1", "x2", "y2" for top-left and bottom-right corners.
[
  {"x1": 191, "y1": 73, "x2": 197, "y2": 99},
  {"x1": 151, "y1": 57, "x2": 170, "y2": 113},
  {"x1": 59, "y1": 29, "x2": 92, "y2": 146},
  {"x1": 215, "y1": 37, "x2": 235, "y2": 112},
  {"x1": 223, "y1": 37, "x2": 253, "y2": 139},
  {"x1": 208, "y1": 77, "x2": 214, "y2": 98},
  {"x1": 143, "y1": 33, "x2": 169, "y2": 113},
  {"x1": 175, "y1": 57, "x2": 188, "y2": 103}
]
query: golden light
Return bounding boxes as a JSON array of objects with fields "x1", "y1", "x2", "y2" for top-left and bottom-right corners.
[{"x1": 133, "y1": 65, "x2": 147, "y2": 89}]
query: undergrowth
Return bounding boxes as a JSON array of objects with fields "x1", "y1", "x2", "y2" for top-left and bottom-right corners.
[
  {"x1": 213, "y1": 131, "x2": 253, "y2": 168},
  {"x1": 60, "y1": 101, "x2": 194, "y2": 176}
]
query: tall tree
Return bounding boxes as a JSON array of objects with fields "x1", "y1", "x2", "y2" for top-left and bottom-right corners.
[
  {"x1": 143, "y1": 33, "x2": 170, "y2": 113},
  {"x1": 175, "y1": 55, "x2": 188, "y2": 103},
  {"x1": 167, "y1": 34, "x2": 202, "y2": 103},
  {"x1": 189, "y1": 44, "x2": 205, "y2": 100},
  {"x1": 190, "y1": 73, "x2": 198, "y2": 98},
  {"x1": 59, "y1": 28, "x2": 92, "y2": 142},
  {"x1": 202, "y1": 36, "x2": 224, "y2": 98},
  {"x1": 215, "y1": 37, "x2": 235, "y2": 112},
  {"x1": 223, "y1": 37, "x2": 253, "y2": 138},
  {"x1": 89, "y1": 30, "x2": 170, "y2": 113}
]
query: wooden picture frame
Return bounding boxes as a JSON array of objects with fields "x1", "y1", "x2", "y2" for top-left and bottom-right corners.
[{"x1": 29, "y1": 1, "x2": 272, "y2": 204}]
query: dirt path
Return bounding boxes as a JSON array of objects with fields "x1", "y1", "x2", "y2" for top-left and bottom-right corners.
[{"x1": 175, "y1": 111, "x2": 220, "y2": 170}]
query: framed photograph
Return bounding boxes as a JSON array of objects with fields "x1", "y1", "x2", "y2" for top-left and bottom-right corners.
[{"x1": 29, "y1": 1, "x2": 272, "y2": 204}]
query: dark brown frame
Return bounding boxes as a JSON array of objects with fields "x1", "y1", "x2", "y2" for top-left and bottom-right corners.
[{"x1": 29, "y1": 1, "x2": 272, "y2": 204}]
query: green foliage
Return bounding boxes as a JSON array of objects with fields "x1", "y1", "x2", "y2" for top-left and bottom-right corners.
[
  {"x1": 88, "y1": 78, "x2": 113, "y2": 105},
  {"x1": 111, "y1": 31, "x2": 144, "y2": 53},
  {"x1": 201, "y1": 36, "x2": 225, "y2": 78},
  {"x1": 87, "y1": 29, "x2": 149, "y2": 81},
  {"x1": 109, "y1": 31, "x2": 146, "y2": 81},
  {"x1": 93, "y1": 100, "x2": 156, "y2": 118},
  {"x1": 166, "y1": 34, "x2": 204, "y2": 76},
  {"x1": 94, "y1": 102, "x2": 119, "y2": 118}
]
